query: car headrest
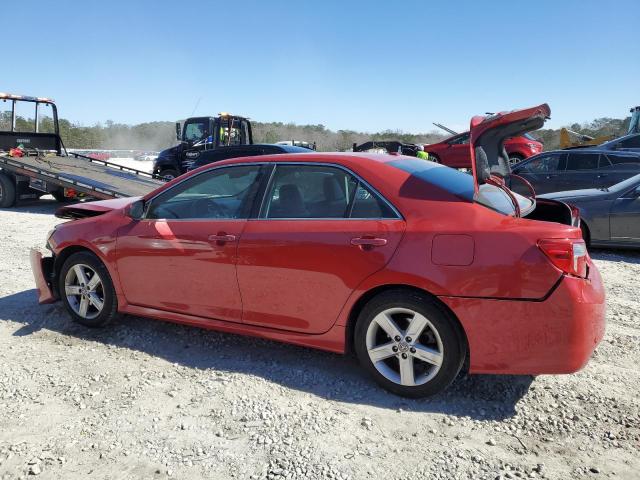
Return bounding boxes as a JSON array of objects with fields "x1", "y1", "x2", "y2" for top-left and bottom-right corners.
[{"x1": 323, "y1": 176, "x2": 345, "y2": 202}]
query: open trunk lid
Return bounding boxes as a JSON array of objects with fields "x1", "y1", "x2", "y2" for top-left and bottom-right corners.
[
  {"x1": 468, "y1": 104, "x2": 552, "y2": 218},
  {"x1": 469, "y1": 104, "x2": 550, "y2": 186},
  {"x1": 56, "y1": 197, "x2": 139, "y2": 219}
]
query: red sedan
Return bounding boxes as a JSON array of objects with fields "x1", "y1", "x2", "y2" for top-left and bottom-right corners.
[
  {"x1": 31, "y1": 105, "x2": 605, "y2": 397},
  {"x1": 425, "y1": 130, "x2": 543, "y2": 168}
]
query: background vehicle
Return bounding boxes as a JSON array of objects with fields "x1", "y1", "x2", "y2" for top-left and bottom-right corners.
[
  {"x1": 510, "y1": 149, "x2": 640, "y2": 195},
  {"x1": 540, "y1": 173, "x2": 640, "y2": 248},
  {"x1": 628, "y1": 106, "x2": 639, "y2": 135},
  {"x1": 153, "y1": 113, "x2": 253, "y2": 180},
  {"x1": 0, "y1": 93, "x2": 162, "y2": 208},
  {"x1": 425, "y1": 130, "x2": 542, "y2": 167},
  {"x1": 596, "y1": 133, "x2": 640, "y2": 153},
  {"x1": 352, "y1": 141, "x2": 420, "y2": 156},
  {"x1": 32, "y1": 105, "x2": 604, "y2": 398},
  {"x1": 188, "y1": 144, "x2": 312, "y2": 171},
  {"x1": 275, "y1": 140, "x2": 316, "y2": 150},
  {"x1": 559, "y1": 128, "x2": 614, "y2": 149}
]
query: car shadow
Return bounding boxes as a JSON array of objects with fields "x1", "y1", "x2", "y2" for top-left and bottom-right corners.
[
  {"x1": 590, "y1": 248, "x2": 640, "y2": 265},
  {"x1": 1, "y1": 289, "x2": 533, "y2": 420},
  {"x1": 3, "y1": 197, "x2": 60, "y2": 215}
]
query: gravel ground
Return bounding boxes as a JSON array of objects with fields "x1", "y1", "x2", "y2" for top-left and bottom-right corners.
[{"x1": 1, "y1": 199, "x2": 639, "y2": 480}]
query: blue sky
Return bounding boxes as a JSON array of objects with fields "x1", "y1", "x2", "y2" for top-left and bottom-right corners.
[{"x1": 4, "y1": 0, "x2": 639, "y2": 133}]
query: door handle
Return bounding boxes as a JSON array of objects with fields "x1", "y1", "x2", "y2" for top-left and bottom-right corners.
[
  {"x1": 351, "y1": 237, "x2": 388, "y2": 247},
  {"x1": 597, "y1": 174, "x2": 608, "y2": 178},
  {"x1": 208, "y1": 233, "x2": 237, "y2": 244},
  {"x1": 545, "y1": 174, "x2": 558, "y2": 179}
]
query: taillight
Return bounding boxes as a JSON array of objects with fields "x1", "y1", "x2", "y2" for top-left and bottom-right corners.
[{"x1": 538, "y1": 238, "x2": 588, "y2": 278}]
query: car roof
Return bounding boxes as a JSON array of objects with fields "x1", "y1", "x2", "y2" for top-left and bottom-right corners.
[{"x1": 527, "y1": 148, "x2": 640, "y2": 157}]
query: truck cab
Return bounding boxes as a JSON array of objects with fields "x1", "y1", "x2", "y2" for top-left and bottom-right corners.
[{"x1": 153, "y1": 113, "x2": 253, "y2": 179}]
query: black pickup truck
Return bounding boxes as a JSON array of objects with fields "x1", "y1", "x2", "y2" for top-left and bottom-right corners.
[{"x1": 153, "y1": 113, "x2": 253, "y2": 179}]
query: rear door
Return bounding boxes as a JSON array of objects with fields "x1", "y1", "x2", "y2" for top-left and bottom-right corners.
[
  {"x1": 236, "y1": 163, "x2": 405, "y2": 334},
  {"x1": 602, "y1": 153, "x2": 640, "y2": 185},
  {"x1": 563, "y1": 152, "x2": 600, "y2": 190},
  {"x1": 610, "y1": 184, "x2": 640, "y2": 241},
  {"x1": 511, "y1": 153, "x2": 565, "y2": 195}
]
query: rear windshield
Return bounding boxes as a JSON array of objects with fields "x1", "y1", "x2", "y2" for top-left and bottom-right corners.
[
  {"x1": 388, "y1": 157, "x2": 534, "y2": 216},
  {"x1": 388, "y1": 157, "x2": 475, "y2": 201}
]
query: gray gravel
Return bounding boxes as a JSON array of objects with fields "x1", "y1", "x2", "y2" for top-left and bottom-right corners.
[{"x1": 1, "y1": 198, "x2": 639, "y2": 479}]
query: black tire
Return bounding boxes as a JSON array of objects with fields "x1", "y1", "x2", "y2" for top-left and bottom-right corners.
[
  {"x1": 159, "y1": 168, "x2": 179, "y2": 181},
  {"x1": 0, "y1": 172, "x2": 17, "y2": 208},
  {"x1": 354, "y1": 290, "x2": 465, "y2": 398},
  {"x1": 51, "y1": 189, "x2": 72, "y2": 203},
  {"x1": 58, "y1": 251, "x2": 118, "y2": 328},
  {"x1": 508, "y1": 154, "x2": 524, "y2": 166},
  {"x1": 426, "y1": 153, "x2": 440, "y2": 163},
  {"x1": 580, "y1": 221, "x2": 591, "y2": 247}
]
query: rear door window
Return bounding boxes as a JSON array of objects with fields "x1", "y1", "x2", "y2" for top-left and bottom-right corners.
[
  {"x1": 566, "y1": 153, "x2": 598, "y2": 170},
  {"x1": 262, "y1": 164, "x2": 398, "y2": 219},
  {"x1": 606, "y1": 154, "x2": 640, "y2": 168}
]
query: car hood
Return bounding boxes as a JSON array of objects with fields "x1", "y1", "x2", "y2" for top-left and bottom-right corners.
[
  {"x1": 56, "y1": 197, "x2": 140, "y2": 219},
  {"x1": 469, "y1": 104, "x2": 550, "y2": 189}
]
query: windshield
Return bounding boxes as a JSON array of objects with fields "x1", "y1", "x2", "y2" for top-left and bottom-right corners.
[{"x1": 608, "y1": 172, "x2": 640, "y2": 193}]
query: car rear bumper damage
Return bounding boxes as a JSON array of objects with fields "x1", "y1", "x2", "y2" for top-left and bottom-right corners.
[
  {"x1": 30, "y1": 249, "x2": 56, "y2": 304},
  {"x1": 440, "y1": 268, "x2": 606, "y2": 375}
]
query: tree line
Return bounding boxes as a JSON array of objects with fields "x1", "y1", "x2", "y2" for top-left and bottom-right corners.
[{"x1": 1, "y1": 111, "x2": 633, "y2": 152}]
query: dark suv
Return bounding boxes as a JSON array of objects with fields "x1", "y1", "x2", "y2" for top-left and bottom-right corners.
[
  {"x1": 510, "y1": 149, "x2": 640, "y2": 195},
  {"x1": 188, "y1": 144, "x2": 311, "y2": 171}
]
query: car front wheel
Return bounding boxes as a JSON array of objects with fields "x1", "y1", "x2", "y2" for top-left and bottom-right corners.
[
  {"x1": 355, "y1": 290, "x2": 465, "y2": 397},
  {"x1": 59, "y1": 251, "x2": 118, "y2": 327}
]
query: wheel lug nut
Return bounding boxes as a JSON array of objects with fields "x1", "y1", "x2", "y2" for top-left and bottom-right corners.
[
  {"x1": 410, "y1": 347, "x2": 416, "y2": 353},
  {"x1": 394, "y1": 335, "x2": 401, "y2": 342},
  {"x1": 405, "y1": 336, "x2": 412, "y2": 342},
  {"x1": 401, "y1": 353, "x2": 408, "y2": 359},
  {"x1": 392, "y1": 346, "x2": 398, "y2": 352}
]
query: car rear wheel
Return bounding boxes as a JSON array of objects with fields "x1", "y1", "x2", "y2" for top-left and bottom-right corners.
[
  {"x1": 508, "y1": 154, "x2": 525, "y2": 166},
  {"x1": 59, "y1": 251, "x2": 118, "y2": 327},
  {"x1": 354, "y1": 290, "x2": 464, "y2": 397},
  {"x1": 0, "y1": 172, "x2": 17, "y2": 208}
]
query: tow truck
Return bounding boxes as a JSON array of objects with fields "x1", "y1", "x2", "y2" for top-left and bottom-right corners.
[
  {"x1": 0, "y1": 93, "x2": 163, "y2": 208},
  {"x1": 152, "y1": 113, "x2": 253, "y2": 179}
]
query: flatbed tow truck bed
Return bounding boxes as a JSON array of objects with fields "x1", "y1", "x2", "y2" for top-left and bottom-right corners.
[{"x1": 0, "y1": 152, "x2": 164, "y2": 199}]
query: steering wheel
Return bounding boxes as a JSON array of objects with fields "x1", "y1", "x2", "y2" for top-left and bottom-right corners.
[{"x1": 191, "y1": 198, "x2": 228, "y2": 218}]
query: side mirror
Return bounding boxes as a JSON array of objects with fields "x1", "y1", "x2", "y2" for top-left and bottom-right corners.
[
  {"x1": 175, "y1": 122, "x2": 181, "y2": 141},
  {"x1": 127, "y1": 199, "x2": 145, "y2": 220}
]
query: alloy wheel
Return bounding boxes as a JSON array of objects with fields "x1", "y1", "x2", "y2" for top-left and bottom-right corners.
[
  {"x1": 64, "y1": 264, "x2": 105, "y2": 320},
  {"x1": 366, "y1": 307, "x2": 444, "y2": 387}
]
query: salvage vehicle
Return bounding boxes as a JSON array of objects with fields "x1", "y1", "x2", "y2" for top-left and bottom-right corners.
[
  {"x1": 539, "y1": 173, "x2": 640, "y2": 248},
  {"x1": 596, "y1": 133, "x2": 640, "y2": 154},
  {"x1": 0, "y1": 93, "x2": 163, "y2": 208},
  {"x1": 153, "y1": 113, "x2": 253, "y2": 179},
  {"x1": 187, "y1": 144, "x2": 312, "y2": 171},
  {"x1": 425, "y1": 130, "x2": 543, "y2": 167},
  {"x1": 510, "y1": 149, "x2": 640, "y2": 195},
  {"x1": 31, "y1": 104, "x2": 605, "y2": 398}
]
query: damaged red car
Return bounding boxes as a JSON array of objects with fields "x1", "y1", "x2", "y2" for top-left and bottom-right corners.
[{"x1": 31, "y1": 104, "x2": 605, "y2": 397}]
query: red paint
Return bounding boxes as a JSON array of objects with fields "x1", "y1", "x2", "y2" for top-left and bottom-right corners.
[
  {"x1": 426, "y1": 130, "x2": 543, "y2": 168},
  {"x1": 33, "y1": 106, "x2": 605, "y2": 377}
]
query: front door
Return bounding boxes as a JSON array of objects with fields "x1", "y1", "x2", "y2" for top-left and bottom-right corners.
[
  {"x1": 236, "y1": 164, "x2": 406, "y2": 334},
  {"x1": 610, "y1": 185, "x2": 640, "y2": 241},
  {"x1": 116, "y1": 164, "x2": 265, "y2": 321}
]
